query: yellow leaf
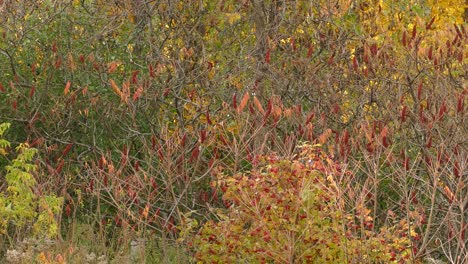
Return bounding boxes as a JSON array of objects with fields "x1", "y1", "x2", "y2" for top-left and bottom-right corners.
[{"x1": 225, "y1": 12, "x2": 241, "y2": 25}]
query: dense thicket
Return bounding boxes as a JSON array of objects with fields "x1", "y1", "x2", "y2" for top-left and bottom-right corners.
[{"x1": 0, "y1": 1, "x2": 466, "y2": 263}]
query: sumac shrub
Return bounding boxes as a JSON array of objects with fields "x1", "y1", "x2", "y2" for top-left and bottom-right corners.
[{"x1": 189, "y1": 144, "x2": 415, "y2": 263}]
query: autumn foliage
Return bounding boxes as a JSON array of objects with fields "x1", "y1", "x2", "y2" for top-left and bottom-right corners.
[
  {"x1": 0, "y1": 0, "x2": 466, "y2": 263},
  {"x1": 191, "y1": 145, "x2": 415, "y2": 263}
]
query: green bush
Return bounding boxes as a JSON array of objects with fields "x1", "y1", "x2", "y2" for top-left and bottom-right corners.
[{"x1": 0, "y1": 123, "x2": 63, "y2": 242}]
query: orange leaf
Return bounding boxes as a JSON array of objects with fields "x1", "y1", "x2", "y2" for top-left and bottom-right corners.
[
  {"x1": 29, "y1": 86, "x2": 35, "y2": 98},
  {"x1": 443, "y1": 185, "x2": 455, "y2": 202},
  {"x1": 318, "y1": 129, "x2": 332, "y2": 144},
  {"x1": 64, "y1": 81, "x2": 71, "y2": 95},
  {"x1": 380, "y1": 126, "x2": 388, "y2": 138},
  {"x1": 237, "y1": 92, "x2": 250, "y2": 113},
  {"x1": 109, "y1": 79, "x2": 123, "y2": 98},
  {"x1": 253, "y1": 96, "x2": 265, "y2": 114},
  {"x1": 265, "y1": 49, "x2": 271, "y2": 64},
  {"x1": 82, "y1": 86, "x2": 88, "y2": 96},
  {"x1": 133, "y1": 86, "x2": 143, "y2": 101},
  {"x1": 108, "y1": 61, "x2": 118, "y2": 73},
  {"x1": 121, "y1": 80, "x2": 130, "y2": 103},
  {"x1": 142, "y1": 204, "x2": 150, "y2": 219}
]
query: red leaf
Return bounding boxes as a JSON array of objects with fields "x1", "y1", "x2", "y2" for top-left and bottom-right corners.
[
  {"x1": 265, "y1": 48, "x2": 271, "y2": 64},
  {"x1": 457, "y1": 94, "x2": 464, "y2": 113},
  {"x1": 150, "y1": 178, "x2": 158, "y2": 190},
  {"x1": 134, "y1": 161, "x2": 140, "y2": 172},
  {"x1": 56, "y1": 159, "x2": 65, "y2": 174},
  {"x1": 232, "y1": 93, "x2": 237, "y2": 109},
  {"x1": 382, "y1": 136, "x2": 389, "y2": 148},
  {"x1": 206, "y1": 110, "x2": 212, "y2": 125},
  {"x1": 249, "y1": 103, "x2": 255, "y2": 114},
  {"x1": 402, "y1": 31, "x2": 407, "y2": 46},
  {"x1": 219, "y1": 135, "x2": 228, "y2": 146},
  {"x1": 305, "y1": 111, "x2": 315, "y2": 124},
  {"x1": 437, "y1": 100, "x2": 447, "y2": 120},
  {"x1": 133, "y1": 86, "x2": 143, "y2": 101},
  {"x1": 200, "y1": 129, "x2": 207, "y2": 144},
  {"x1": 99, "y1": 156, "x2": 104, "y2": 170},
  {"x1": 370, "y1": 43, "x2": 377, "y2": 56},
  {"x1": 163, "y1": 88, "x2": 171, "y2": 97},
  {"x1": 400, "y1": 105, "x2": 408, "y2": 122},
  {"x1": 55, "y1": 57, "x2": 62, "y2": 69},
  {"x1": 426, "y1": 17, "x2": 435, "y2": 30},
  {"x1": 454, "y1": 162, "x2": 460, "y2": 177},
  {"x1": 151, "y1": 136, "x2": 156, "y2": 150},
  {"x1": 190, "y1": 144, "x2": 200, "y2": 162},
  {"x1": 327, "y1": 52, "x2": 335, "y2": 65},
  {"x1": 131, "y1": 70, "x2": 140, "y2": 84},
  {"x1": 65, "y1": 204, "x2": 71, "y2": 217},
  {"x1": 411, "y1": 25, "x2": 417, "y2": 40},
  {"x1": 425, "y1": 136, "x2": 432, "y2": 148},
  {"x1": 188, "y1": 89, "x2": 195, "y2": 101},
  {"x1": 332, "y1": 103, "x2": 340, "y2": 114},
  {"x1": 89, "y1": 179, "x2": 94, "y2": 192},
  {"x1": 381, "y1": 126, "x2": 389, "y2": 147},
  {"x1": 419, "y1": 106, "x2": 428, "y2": 124},
  {"x1": 52, "y1": 42, "x2": 57, "y2": 53},
  {"x1": 428, "y1": 46, "x2": 433, "y2": 60},
  {"x1": 454, "y1": 24, "x2": 462, "y2": 38},
  {"x1": 29, "y1": 86, "x2": 35, "y2": 98},
  {"x1": 157, "y1": 147, "x2": 164, "y2": 161},
  {"x1": 352, "y1": 57, "x2": 358, "y2": 72},
  {"x1": 181, "y1": 133, "x2": 187, "y2": 147},
  {"x1": 104, "y1": 174, "x2": 108, "y2": 187},
  {"x1": 120, "y1": 145, "x2": 128, "y2": 167},
  {"x1": 342, "y1": 129, "x2": 349, "y2": 145},
  {"x1": 149, "y1": 64, "x2": 155, "y2": 78},
  {"x1": 0, "y1": 83, "x2": 4, "y2": 92},
  {"x1": 62, "y1": 143, "x2": 73, "y2": 157},
  {"x1": 417, "y1": 82, "x2": 423, "y2": 100},
  {"x1": 307, "y1": 44, "x2": 314, "y2": 58}
]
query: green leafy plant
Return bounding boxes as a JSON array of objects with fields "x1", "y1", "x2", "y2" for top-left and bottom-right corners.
[{"x1": 0, "y1": 123, "x2": 63, "y2": 242}]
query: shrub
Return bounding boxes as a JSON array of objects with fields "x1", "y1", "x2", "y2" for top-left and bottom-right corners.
[
  {"x1": 189, "y1": 144, "x2": 415, "y2": 263},
  {"x1": 0, "y1": 123, "x2": 63, "y2": 244}
]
